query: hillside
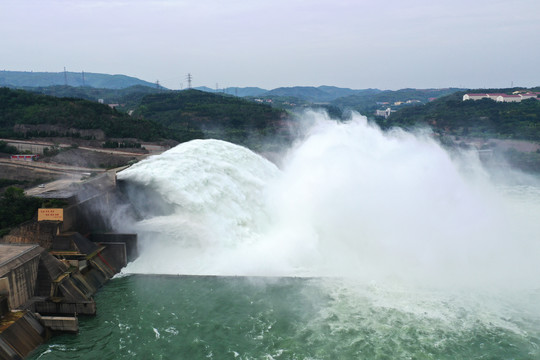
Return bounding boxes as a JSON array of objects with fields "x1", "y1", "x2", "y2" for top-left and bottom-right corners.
[
  {"x1": 0, "y1": 87, "x2": 164, "y2": 141},
  {"x1": 263, "y1": 86, "x2": 381, "y2": 103},
  {"x1": 0, "y1": 87, "x2": 291, "y2": 149},
  {"x1": 25, "y1": 85, "x2": 164, "y2": 112},
  {"x1": 331, "y1": 88, "x2": 463, "y2": 116},
  {"x1": 0, "y1": 70, "x2": 157, "y2": 89},
  {"x1": 195, "y1": 86, "x2": 268, "y2": 97},
  {"x1": 381, "y1": 89, "x2": 540, "y2": 173},
  {"x1": 133, "y1": 89, "x2": 288, "y2": 146},
  {"x1": 385, "y1": 90, "x2": 540, "y2": 140}
]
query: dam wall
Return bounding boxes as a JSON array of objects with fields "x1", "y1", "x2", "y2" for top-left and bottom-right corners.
[
  {"x1": 0, "y1": 245, "x2": 42, "y2": 310},
  {"x1": 0, "y1": 311, "x2": 49, "y2": 360},
  {"x1": 0, "y1": 169, "x2": 138, "y2": 358}
]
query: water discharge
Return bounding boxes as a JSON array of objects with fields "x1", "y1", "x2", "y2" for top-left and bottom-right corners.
[
  {"x1": 118, "y1": 112, "x2": 540, "y2": 290},
  {"x1": 31, "y1": 112, "x2": 540, "y2": 359}
]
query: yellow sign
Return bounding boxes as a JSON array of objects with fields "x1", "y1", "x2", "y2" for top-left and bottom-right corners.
[{"x1": 38, "y1": 208, "x2": 64, "y2": 222}]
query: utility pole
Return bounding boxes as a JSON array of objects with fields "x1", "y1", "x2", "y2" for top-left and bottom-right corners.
[{"x1": 186, "y1": 73, "x2": 192, "y2": 89}]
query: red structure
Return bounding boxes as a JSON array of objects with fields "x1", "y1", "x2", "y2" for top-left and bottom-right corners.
[{"x1": 10, "y1": 154, "x2": 39, "y2": 161}]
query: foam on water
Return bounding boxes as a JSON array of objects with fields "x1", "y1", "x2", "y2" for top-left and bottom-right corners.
[{"x1": 117, "y1": 112, "x2": 540, "y2": 290}]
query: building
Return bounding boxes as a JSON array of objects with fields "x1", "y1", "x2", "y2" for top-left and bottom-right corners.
[
  {"x1": 495, "y1": 94, "x2": 522, "y2": 102},
  {"x1": 375, "y1": 108, "x2": 395, "y2": 119},
  {"x1": 519, "y1": 93, "x2": 539, "y2": 100},
  {"x1": 463, "y1": 92, "x2": 539, "y2": 103},
  {"x1": 463, "y1": 93, "x2": 490, "y2": 101}
]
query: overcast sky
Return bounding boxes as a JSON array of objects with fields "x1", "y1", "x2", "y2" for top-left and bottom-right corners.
[{"x1": 2, "y1": 0, "x2": 539, "y2": 90}]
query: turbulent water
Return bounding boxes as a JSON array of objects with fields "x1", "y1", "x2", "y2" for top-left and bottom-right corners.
[
  {"x1": 29, "y1": 275, "x2": 540, "y2": 359},
  {"x1": 30, "y1": 112, "x2": 540, "y2": 359}
]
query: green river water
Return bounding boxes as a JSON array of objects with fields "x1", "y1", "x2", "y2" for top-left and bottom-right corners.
[{"x1": 29, "y1": 275, "x2": 540, "y2": 359}]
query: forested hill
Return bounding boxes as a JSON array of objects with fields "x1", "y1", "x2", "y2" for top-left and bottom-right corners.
[
  {"x1": 0, "y1": 71, "x2": 157, "y2": 89},
  {"x1": 0, "y1": 87, "x2": 164, "y2": 141},
  {"x1": 331, "y1": 88, "x2": 463, "y2": 115},
  {"x1": 384, "y1": 90, "x2": 540, "y2": 141},
  {"x1": 0, "y1": 88, "x2": 289, "y2": 148},
  {"x1": 26, "y1": 84, "x2": 164, "y2": 111},
  {"x1": 134, "y1": 89, "x2": 287, "y2": 145}
]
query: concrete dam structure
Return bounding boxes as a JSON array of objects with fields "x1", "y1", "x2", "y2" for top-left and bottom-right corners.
[{"x1": 0, "y1": 170, "x2": 137, "y2": 359}]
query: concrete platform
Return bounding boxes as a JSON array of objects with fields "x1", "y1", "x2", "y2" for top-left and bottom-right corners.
[
  {"x1": 0, "y1": 311, "x2": 49, "y2": 359},
  {"x1": 0, "y1": 244, "x2": 43, "y2": 310},
  {"x1": 38, "y1": 315, "x2": 78, "y2": 333},
  {"x1": 0, "y1": 244, "x2": 40, "y2": 268}
]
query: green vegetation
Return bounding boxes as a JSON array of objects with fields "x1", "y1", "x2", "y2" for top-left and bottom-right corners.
[
  {"x1": 41, "y1": 198, "x2": 69, "y2": 209},
  {"x1": 134, "y1": 89, "x2": 287, "y2": 146},
  {"x1": 0, "y1": 140, "x2": 18, "y2": 154},
  {"x1": 0, "y1": 187, "x2": 41, "y2": 236},
  {"x1": 0, "y1": 179, "x2": 29, "y2": 188},
  {"x1": 332, "y1": 88, "x2": 462, "y2": 116},
  {"x1": 0, "y1": 87, "x2": 290, "y2": 148},
  {"x1": 252, "y1": 88, "x2": 462, "y2": 120},
  {"x1": 0, "y1": 87, "x2": 165, "y2": 141},
  {"x1": 0, "y1": 187, "x2": 69, "y2": 237},
  {"x1": 25, "y1": 84, "x2": 164, "y2": 112},
  {"x1": 384, "y1": 91, "x2": 540, "y2": 140},
  {"x1": 377, "y1": 89, "x2": 540, "y2": 173}
]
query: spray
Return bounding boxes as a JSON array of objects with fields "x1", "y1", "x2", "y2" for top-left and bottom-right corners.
[{"x1": 117, "y1": 112, "x2": 540, "y2": 290}]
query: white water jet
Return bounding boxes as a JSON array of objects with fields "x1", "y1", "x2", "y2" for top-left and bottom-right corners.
[{"x1": 117, "y1": 112, "x2": 540, "y2": 290}]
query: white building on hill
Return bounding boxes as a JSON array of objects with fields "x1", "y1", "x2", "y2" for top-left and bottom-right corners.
[{"x1": 463, "y1": 92, "x2": 539, "y2": 103}]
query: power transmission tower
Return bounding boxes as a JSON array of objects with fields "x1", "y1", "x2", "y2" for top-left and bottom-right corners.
[
  {"x1": 156, "y1": 80, "x2": 160, "y2": 90},
  {"x1": 64, "y1": 67, "x2": 67, "y2": 86},
  {"x1": 186, "y1": 73, "x2": 192, "y2": 89},
  {"x1": 82, "y1": 71, "x2": 85, "y2": 86}
]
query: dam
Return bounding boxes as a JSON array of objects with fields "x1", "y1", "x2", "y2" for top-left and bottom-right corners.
[
  {"x1": 8, "y1": 117, "x2": 540, "y2": 359},
  {"x1": 0, "y1": 169, "x2": 137, "y2": 359},
  {"x1": 27, "y1": 132, "x2": 540, "y2": 359}
]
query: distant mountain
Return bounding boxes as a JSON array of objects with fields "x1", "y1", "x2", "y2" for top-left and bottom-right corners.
[
  {"x1": 0, "y1": 71, "x2": 158, "y2": 89},
  {"x1": 318, "y1": 86, "x2": 381, "y2": 99},
  {"x1": 194, "y1": 86, "x2": 217, "y2": 93},
  {"x1": 194, "y1": 86, "x2": 268, "y2": 97},
  {"x1": 262, "y1": 86, "x2": 382, "y2": 102}
]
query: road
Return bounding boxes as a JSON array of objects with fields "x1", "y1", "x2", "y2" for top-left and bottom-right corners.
[
  {"x1": 0, "y1": 138, "x2": 152, "y2": 156},
  {"x1": 25, "y1": 176, "x2": 83, "y2": 196},
  {"x1": 0, "y1": 158, "x2": 105, "y2": 174},
  {"x1": 1, "y1": 138, "x2": 166, "y2": 196},
  {"x1": 0, "y1": 158, "x2": 108, "y2": 196}
]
